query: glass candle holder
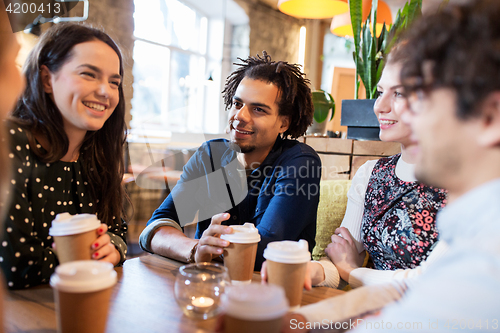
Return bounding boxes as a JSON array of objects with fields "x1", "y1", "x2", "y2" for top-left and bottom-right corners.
[{"x1": 174, "y1": 262, "x2": 230, "y2": 320}]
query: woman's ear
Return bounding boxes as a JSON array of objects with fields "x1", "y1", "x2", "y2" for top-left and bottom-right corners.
[{"x1": 40, "y1": 65, "x2": 53, "y2": 94}]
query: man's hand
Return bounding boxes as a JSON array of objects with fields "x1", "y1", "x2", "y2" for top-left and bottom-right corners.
[
  {"x1": 325, "y1": 227, "x2": 365, "y2": 282},
  {"x1": 261, "y1": 260, "x2": 314, "y2": 290},
  {"x1": 195, "y1": 213, "x2": 233, "y2": 263}
]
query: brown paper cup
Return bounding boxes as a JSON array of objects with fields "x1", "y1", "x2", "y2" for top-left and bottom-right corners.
[
  {"x1": 267, "y1": 260, "x2": 308, "y2": 308},
  {"x1": 221, "y1": 283, "x2": 288, "y2": 333},
  {"x1": 53, "y1": 229, "x2": 96, "y2": 264},
  {"x1": 49, "y1": 213, "x2": 101, "y2": 264},
  {"x1": 50, "y1": 261, "x2": 117, "y2": 333},
  {"x1": 55, "y1": 287, "x2": 113, "y2": 333},
  {"x1": 223, "y1": 242, "x2": 258, "y2": 283},
  {"x1": 225, "y1": 315, "x2": 283, "y2": 333}
]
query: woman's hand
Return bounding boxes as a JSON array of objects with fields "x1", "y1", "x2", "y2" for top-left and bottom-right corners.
[
  {"x1": 195, "y1": 213, "x2": 232, "y2": 263},
  {"x1": 91, "y1": 223, "x2": 120, "y2": 266},
  {"x1": 261, "y1": 260, "x2": 315, "y2": 291},
  {"x1": 325, "y1": 227, "x2": 365, "y2": 282}
]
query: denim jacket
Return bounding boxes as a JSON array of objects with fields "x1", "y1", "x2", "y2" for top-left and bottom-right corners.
[{"x1": 139, "y1": 137, "x2": 321, "y2": 269}]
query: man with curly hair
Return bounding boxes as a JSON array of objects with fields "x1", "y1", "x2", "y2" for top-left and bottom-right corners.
[
  {"x1": 363, "y1": 0, "x2": 500, "y2": 327},
  {"x1": 140, "y1": 52, "x2": 321, "y2": 270},
  {"x1": 279, "y1": 1, "x2": 500, "y2": 331}
]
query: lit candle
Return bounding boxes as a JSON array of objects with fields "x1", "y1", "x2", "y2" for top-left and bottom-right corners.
[{"x1": 192, "y1": 296, "x2": 214, "y2": 308}]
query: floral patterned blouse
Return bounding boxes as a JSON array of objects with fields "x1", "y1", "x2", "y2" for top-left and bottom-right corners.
[{"x1": 361, "y1": 154, "x2": 447, "y2": 270}]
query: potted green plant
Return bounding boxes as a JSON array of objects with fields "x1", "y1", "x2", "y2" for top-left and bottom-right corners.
[
  {"x1": 353, "y1": 0, "x2": 423, "y2": 99},
  {"x1": 306, "y1": 90, "x2": 335, "y2": 136},
  {"x1": 341, "y1": 0, "x2": 423, "y2": 140}
]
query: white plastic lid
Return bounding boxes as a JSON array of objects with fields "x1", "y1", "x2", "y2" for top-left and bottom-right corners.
[
  {"x1": 220, "y1": 223, "x2": 261, "y2": 244},
  {"x1": 49, "y1": 213, "x2": 101, "y2": 236},
  {"x1": 221, "y1": 283, "x2": 289, "y2": 320},
  {"x1": 263, "y1": 240, "x2": 311, "y2": 264},
  {"x1": 50, "y1": 261, "x2": 117, "y2": 293}
]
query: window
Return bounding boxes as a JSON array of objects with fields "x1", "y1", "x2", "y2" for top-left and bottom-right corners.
[
  {"x1": 131, "y1": 0, "x2": 234, "y2": 135},
  {"x1": 320, "y1": 29, "x2": 355, "y2": 93}
]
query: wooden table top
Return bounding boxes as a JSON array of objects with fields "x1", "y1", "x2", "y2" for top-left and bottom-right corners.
[{"x1": 5, "y1": 255, "x2": 344, "y2": 333}]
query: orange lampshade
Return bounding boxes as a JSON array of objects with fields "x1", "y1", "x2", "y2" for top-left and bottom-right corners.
[
  {"x1": 330, "y1": 0, "x2": 392, "y2": 38},
  {"x1": 330, "y1": 12, "x2": 353, "y2": 37},
  {"x1": 278, "y1": 0, "x2": 349, "y2": 19}
]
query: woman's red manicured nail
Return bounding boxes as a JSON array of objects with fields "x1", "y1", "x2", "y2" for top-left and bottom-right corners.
[{"x1": 92, "y1": 252, "x2": 98, "y2": 259}]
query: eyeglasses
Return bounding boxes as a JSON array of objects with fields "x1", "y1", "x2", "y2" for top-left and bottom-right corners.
[
  {"x1": 404, "y1": 89, "x2": 427, "y2": 115},
  {"x1": 402, "y1": 77, "x2": 442, "y2": 115},
  {"x1": 403, "y1": 72, "x2": 466, "y2": 115}
]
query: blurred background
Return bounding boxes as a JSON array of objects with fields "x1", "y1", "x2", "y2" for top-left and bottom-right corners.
[
  {"x1": 7, "y1": 0, "x2": 451, "y2": 256},
  {"x1": 11, "y1": 0, "x2": 448, "y2": 137}
]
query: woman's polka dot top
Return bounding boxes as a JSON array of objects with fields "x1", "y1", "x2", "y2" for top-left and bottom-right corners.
[{"x1": 0, "y1": 122, "x2": 127, "y2": 289}]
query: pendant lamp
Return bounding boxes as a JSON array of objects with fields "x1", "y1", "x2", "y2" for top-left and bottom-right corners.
[
  {"x1": 330, "y1": 0, "x2": 392, "y2": 38},
  {"x1": 278, "y1": 0, "x2": 349, "y2": 19},
  {"x1": 330, "y1": 12, "x2": 353, "y2": 37}
]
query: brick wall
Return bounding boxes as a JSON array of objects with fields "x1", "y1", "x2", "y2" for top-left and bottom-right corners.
[
  {"x1": 86, "y1": 0, "x2": 135, "y2": 128},
  {"x1": 235, "y1": 0, "x2": 304, "y2": 63}
]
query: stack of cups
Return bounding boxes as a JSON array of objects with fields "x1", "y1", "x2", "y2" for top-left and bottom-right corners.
[
  {"x1": 220, "y1": 223, "x2": 261, "y2": 284},
  {"x1": 50, "y1": 261, "x2": 117, "y2": 333},
  {"x1": 263, "y1": 240, "x2": 311, "y2": 311},
  {"x1": 221, "y1": 283, "x2": 289, "y2": 333},
  {"x1": 49, "y1": 213, "x2": 101, "y2": 264}
]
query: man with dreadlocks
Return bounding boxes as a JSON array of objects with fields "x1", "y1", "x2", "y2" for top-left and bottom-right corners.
[{"x1": 139, "y1": 52, "x2": 321, "y2": 270}]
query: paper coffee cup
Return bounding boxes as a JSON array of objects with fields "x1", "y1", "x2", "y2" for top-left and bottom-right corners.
[
  {"x1": 50, "y1": 261, "x2": 117, "y2": 333},
  {"x1": 49, "y1": 213, "x2": 101, "y2": 264},
  {"x1": 221, "y1": 283, "x2": 289, "y2": 333},
  {"x1": 220, "y1": 223, "x2": 261, "y2": 284},
  {"x1": 263, "y1": 240, "x2": 310, "y2": 310}
]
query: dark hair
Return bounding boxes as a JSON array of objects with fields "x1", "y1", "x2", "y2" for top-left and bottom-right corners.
[
  {"x1": 398, "y1": 0, "x2": 500, "y2": 119},
  {"x1": 11, "y1": 23, "x2": 127, "y2": 227},
  {"x1": 222, "y1": 51, "x2": 314, "y2": 139}
]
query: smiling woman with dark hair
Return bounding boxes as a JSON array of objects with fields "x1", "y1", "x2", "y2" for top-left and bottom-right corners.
[{"x1": 0, "y1": 23, "x2": 128, "y2": 289}]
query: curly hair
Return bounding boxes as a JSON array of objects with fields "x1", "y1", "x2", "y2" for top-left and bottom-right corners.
[
  {"x1": 11, "y1": 23, "x2": 127, "y2": 227},
  {"x1": 398, "y1": 0, "x2": 500, "y2": 119},
  {"x1": 222, "y1": 51, "x2": 314, "y2": 139}
]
